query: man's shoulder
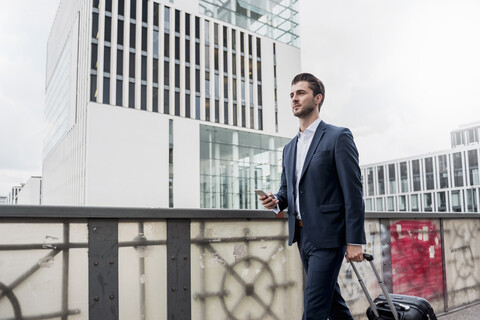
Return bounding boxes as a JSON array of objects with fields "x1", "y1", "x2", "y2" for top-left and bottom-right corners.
[{"x1": 322, "y1": 121, "x2": 351, "y2": 135}]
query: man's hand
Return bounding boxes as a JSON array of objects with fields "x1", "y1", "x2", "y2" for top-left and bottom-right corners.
[
  {"x1": 345, "y1": 244, "x2": 364, "y2": 263},
  {"x1": 259, "y1": 192, "x2": 279, "y2": 210}
]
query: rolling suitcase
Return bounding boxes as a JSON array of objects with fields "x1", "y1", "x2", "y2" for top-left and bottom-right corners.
[{"x1": 350, "y1": 253, "x2": 437, "y2": 320}]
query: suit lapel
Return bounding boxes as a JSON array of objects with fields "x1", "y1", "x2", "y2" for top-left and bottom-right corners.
[
  {"x1": 299, "y1": 121, "x2": 327, "y2": 182},
  {"x1": 287, "y1": 136, "x2": 298, "y2": 190}
]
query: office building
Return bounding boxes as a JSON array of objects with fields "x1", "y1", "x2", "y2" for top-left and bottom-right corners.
[
  {"x1": 42, "y1": 0, "x2": 300, "y2": 207},
  {"x1": 362, "y1": 122, "x2": 480, "y2": 213}
]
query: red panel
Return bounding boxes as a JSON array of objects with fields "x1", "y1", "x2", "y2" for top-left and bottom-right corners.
[{"x1": 389, "y1": 220, "x2": 444, "y2": 300}]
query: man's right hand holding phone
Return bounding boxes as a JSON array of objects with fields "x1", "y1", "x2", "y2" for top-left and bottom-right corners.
[{"x1": 256, "y1": 190, "x2": 279, "y2": 210}]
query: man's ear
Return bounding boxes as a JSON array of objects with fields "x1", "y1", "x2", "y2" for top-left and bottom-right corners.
[{"x1": 315, "y1": 94, "x2": 323, "y2": 106}]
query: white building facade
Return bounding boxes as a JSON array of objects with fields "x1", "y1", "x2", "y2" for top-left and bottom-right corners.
[
  {"x1": 361, "y1": 122, "x2": 480, "y2": 213},
  {"x1": 42, "y1": 0, "x2": 301, "y2": 207}
]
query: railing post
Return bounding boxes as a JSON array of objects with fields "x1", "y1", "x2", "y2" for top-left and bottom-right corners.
[
  {"x1": 440, "y1": 218, "x2": 449, "y2": 312},
  {"x1": 380, "y1": 219, "x2": 394, "y2": 293},
  {"x1": 88, "y1": 219, "x2": 119, "y2": 320},
  {"x1": 167, "y1": 219, "x2": 191, "y2": 320}
]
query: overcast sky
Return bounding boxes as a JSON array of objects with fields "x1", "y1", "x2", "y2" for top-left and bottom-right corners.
[{"x1": 0, "y1": 0, "x2": 479, "y2": 196}]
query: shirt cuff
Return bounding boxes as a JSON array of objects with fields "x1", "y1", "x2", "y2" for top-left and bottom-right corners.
[{"x1": 271, "y1": 195, "x2": 281, "y2": 214}]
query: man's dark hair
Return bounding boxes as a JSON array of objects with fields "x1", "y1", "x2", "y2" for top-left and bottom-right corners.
[{"x1": 291, "y1": 73, "x2": 325, "y2": 109}]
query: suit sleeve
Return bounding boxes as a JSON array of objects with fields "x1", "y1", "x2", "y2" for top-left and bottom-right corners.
[
  {"x1": 275, "y1": 147, "x2": 289, "y2": 212},
  {"x1": 334, "y1": 128, "x2": 366, "y2": 245}
]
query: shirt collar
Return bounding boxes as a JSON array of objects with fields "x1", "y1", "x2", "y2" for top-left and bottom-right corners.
[{"x1": 297, "y1": 118, "x2": 321, "y2": 139}]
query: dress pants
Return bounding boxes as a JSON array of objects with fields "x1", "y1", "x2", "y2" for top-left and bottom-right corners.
[{"x1": 296, "y1": 222, "x2": 353, "y2": 320}]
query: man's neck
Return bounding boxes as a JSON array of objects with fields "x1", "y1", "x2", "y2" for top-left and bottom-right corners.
[{"x1": 299, "y1": 113, "x2": 320, "y2": 132}]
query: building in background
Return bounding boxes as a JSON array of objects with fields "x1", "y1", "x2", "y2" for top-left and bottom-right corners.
[
  {"x1": 4, "y1": 177, "x2": 42, "y2": 205},
  {"x1": 42, "y1": 0, "x2": 300, "y2": 208},
  {"x1": 362, "y1": 122, "x2": 480, "y2": 213}
]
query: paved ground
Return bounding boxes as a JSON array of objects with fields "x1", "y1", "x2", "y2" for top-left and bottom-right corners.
[{"x1": 437, "y1": 302, "x2": 480, "y2": 319}]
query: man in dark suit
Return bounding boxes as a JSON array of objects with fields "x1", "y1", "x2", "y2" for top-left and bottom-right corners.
[{"x1": 260, "y1": 73, "x2": 365, "y2": 319}]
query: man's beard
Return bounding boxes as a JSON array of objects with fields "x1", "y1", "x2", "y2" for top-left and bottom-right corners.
[{"x1": 293, "y1": 103, "x2": 316, "y2": 118}]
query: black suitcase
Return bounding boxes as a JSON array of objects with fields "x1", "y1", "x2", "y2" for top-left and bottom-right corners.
[{"x1": 350, "y1": 253, "x2": 437, "y2": 320}]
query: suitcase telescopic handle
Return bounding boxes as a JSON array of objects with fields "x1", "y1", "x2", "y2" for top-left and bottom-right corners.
[{"x1": 350, "y1": 254, "x2": 399, "y2": 320}]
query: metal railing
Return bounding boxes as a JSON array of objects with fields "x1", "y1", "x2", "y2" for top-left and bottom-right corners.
[{"x1": 0, "y1": 205, "x2": 479, "y2": 320}]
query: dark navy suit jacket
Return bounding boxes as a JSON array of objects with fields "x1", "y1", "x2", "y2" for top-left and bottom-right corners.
[{"x1": 276, "y1": 121, "x2": 366, "y2": 248}]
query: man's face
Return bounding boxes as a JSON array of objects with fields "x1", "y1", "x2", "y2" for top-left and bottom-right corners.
[{"x1": 290, "y1": 81, "x2": 321, "y2": 119}]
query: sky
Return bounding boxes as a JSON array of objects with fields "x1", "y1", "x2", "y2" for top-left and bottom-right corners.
[{"x1": 0, "y1": 0, "x2": 479, "y2": 196}]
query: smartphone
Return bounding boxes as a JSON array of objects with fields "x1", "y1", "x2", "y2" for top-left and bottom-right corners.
[{"x1": 254, "y1": 189, "x2": 269, "y2": 198}]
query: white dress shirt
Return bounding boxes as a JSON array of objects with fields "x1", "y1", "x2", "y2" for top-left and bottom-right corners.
[{"x1": 274, "y1": 118, "x2": 321, "y2": 220}]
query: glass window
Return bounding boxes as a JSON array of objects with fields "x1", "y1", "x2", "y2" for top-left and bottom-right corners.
[
  {"x1": 90, "y1": 75, "x2": 97, "y2": 101},
  {"x1": 233, "y1": 102, "x2": 237, "y2": 126},
  {"x1": 130, "y1": 0, "x2": 136, "y2": 20},
  {"x1": 424, "y1": 193, "x2": 433, "y2": 212},
  {"x1": 141, "y1": 55, "x2": 147, "y2": 81},
  {"x1": 195, "y1": 17, "x2": 200, "y2": 39},
  {"x1": 185, "y1": 93, "x2": 190, "y2": 118},
  {"x1": 141, "y1": 0, "x2": 147, "y2": 23},
  {"x1": 153, "y1": 58, "x2": 158, "y2": 83},
  {"x1": 104, "y1": 46, "x2": 111, "y2": 73},
  {"x1": 175, "y1": 91, "x2": 180, "y2": 115},
  {"x1": 453, "y1": 152, "x2": 464, "y2": 187},
  {"x1": 153, "y1": 3, "x2": 159, "y2": 26},
  {"x1": 241, "y1": 55, "x2": 245, "y2": 78},
  {"x1": 437, "y1": 191, "x2": 447, "y2": 212},
  {"x1": 377, "y1": 166, "x2": 385, "y2": 195},
  {"x1": 224, "y1": 77, "x2": 228, "y2": 99},
  {"x1": 92, "y1": 12, "x2": 99, "y2": 39},
  {"x1": 205, "y1": 98, "x2": 210, "y2": 121},
  {"x1": 118, "y1": 0, "x2": 125, "y2": 16},
  {"x1": 103, "y1": 77, "x2": 110, "y2": 103},
  {"x1": 256, "y1": 37, "x2": 261, "y2": 57},
  {"x1": 438, "y1": 155, "x2": 449, "y2": 188},
  {"x1": 412, "y1": 160, "x2": 421, "y2": 191},
  {"x1": 130, "y1": 23, "x2": 136, "y2": 48},
  {"x1": 215, "y1": 100, "x2": 219, "y2": 123},
  {"x1": 164, "y1": 61, "x2": 169, "y2": 85},
  {"x1": 195, "y1": 95, "x2": 200, "y2": 119},
  {"x1": 164, "y1": 89, "x2": 169, "y2": 114},
  {"x1": 153, "y1": 30, "x2": 159, "y2": 56},
  {"x1": 224, "y1": 101, "x2": 228, "y2": 124},
  {"x1": 214, "y1": 23, "x2": 218, "y2": 45},
  {"x1": 425, "y1": 157, "x2": 434, "y2": 190},
  {"x1": 164, "y1": 33, "x2": 170, "y2": 57},
  {"x1": 387, "y1": 196, "x2": 394, "y2": 211},
  {"x1": 388, "y1": 164, "x2": 396, "y2": 194},
  {"x1": 175, "y1": 63, "x2": 180, "y2": 88},
  {"x1": 185, "y1": 66, "x2": 190, "y2": 90},
  {"x1": 452, "y1": 190, "x2": 462, "y2": 212},
  {"x1": 128, "y1": 81, "x2": 135, "y2": 108},
  {"x1": 241, "y1": 104, "x2": 246, "y2": 127},
  {"x1": 468, "y1": 128, "x2": 478, "y2": 143},
  {"x1": 205, "y1": 44, "x2": 210, "y2": 69},
  {"x1": 105, "y1": 16, "x2": 112, "y2": 42},
  {"x1": 257, "y1": 60, "x2": 262, "y2": 82},
  {"x1": 468, "y1": 149, "x2": 479, "y2": 185},
  {"x1": 376, "y1": 198, "x2": 383, "y2": 211},
  {"x1": 214, "y1": 74, "x2": 219, "y2": 98},
  {"x1": 106, "y1": 0, "x2": 112, "y2": 12},
  {"x1": 152, "y1": 86, "x2": 158, "y2": 112},
  {"x1": 205, "y1": 71, "x2": 210, "y2": 97},
  {"x1": 365, "y1": 199, "x2": 372, "y2": 211},
  {"x1": 232, "y1": 53, "x2": 237, "y2": 74},
  {"x1": 204, "y1": 20, "x2": 210, "y2": 44},
  {"x1": 141, "y1": 84, "x2": 146, "y2": 110},
  {"x1": 257, "y1": 107, "x2": 263, "y2": 130},
  {"x1": 175, "y1": 36, "x2": 180, "y2": 60},
  {"x1": 232, "y1": 29, "x2": 236, "y2": 51},
  {"x1": 257, "y1": 84, "x2": 262, "y2": 106},
  {"x1": 141, "y1": 26, "x2": 147, "y2": 51},
  {"x1": 164, "y1": 6, "x2": 170, "y2": 32},
  {"x1": 195, "y1": 42, "x2": 200, "y2": 65},
  {"x1": 214, "y1": 48, "x2": 219, "y2": 71},
  {"x1": 195, "y1": 68, "x2": 200, "y2": 92},
  {"x1": 185, "y1": 39, "x2": 190, "y2": 63},
  {"x1": 466, "y1": 188, "x2": 478, "y2": 212},
  {"x1": 175, "y1": 10, "x2": 180, "y2": 33},
  {"x1": 116, "y1": 79, "x2": 123, "y2": 106},
  {"x1": 411, "y1": 194, "x2": 419, "y2": 211},
  {"x1": 400, "y1": 162, "x2": 408, "y2": 193},
  {"x1": 185, "y1": 13, "x2": 190, "y2": 36},
  {"x1": 223, "y1": 26, "x2": 228, "y2": 48},
  {"x1": 250, "y1": 105, "x2": 254, "y2": 128},
  {"x1": 129, "y1": 52, "x2": 135, "y2": 78},
  {"x1": 117, "y1": 20, "x2": 124, "y2": 45},
  {"x1": 91, "y1": 43, "x2": 98, "y2": 70},
  {"x1": 366, "y1": 168, "x2": 374, "y2": 196},
  {"x1": 240, "y1": 32, "x2": 244, "y2": 52}
]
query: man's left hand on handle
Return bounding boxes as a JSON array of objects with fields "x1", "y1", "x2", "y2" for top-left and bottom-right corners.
[{"x1": 345, "y1": 244, "x2": 363, "y2": 263}]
